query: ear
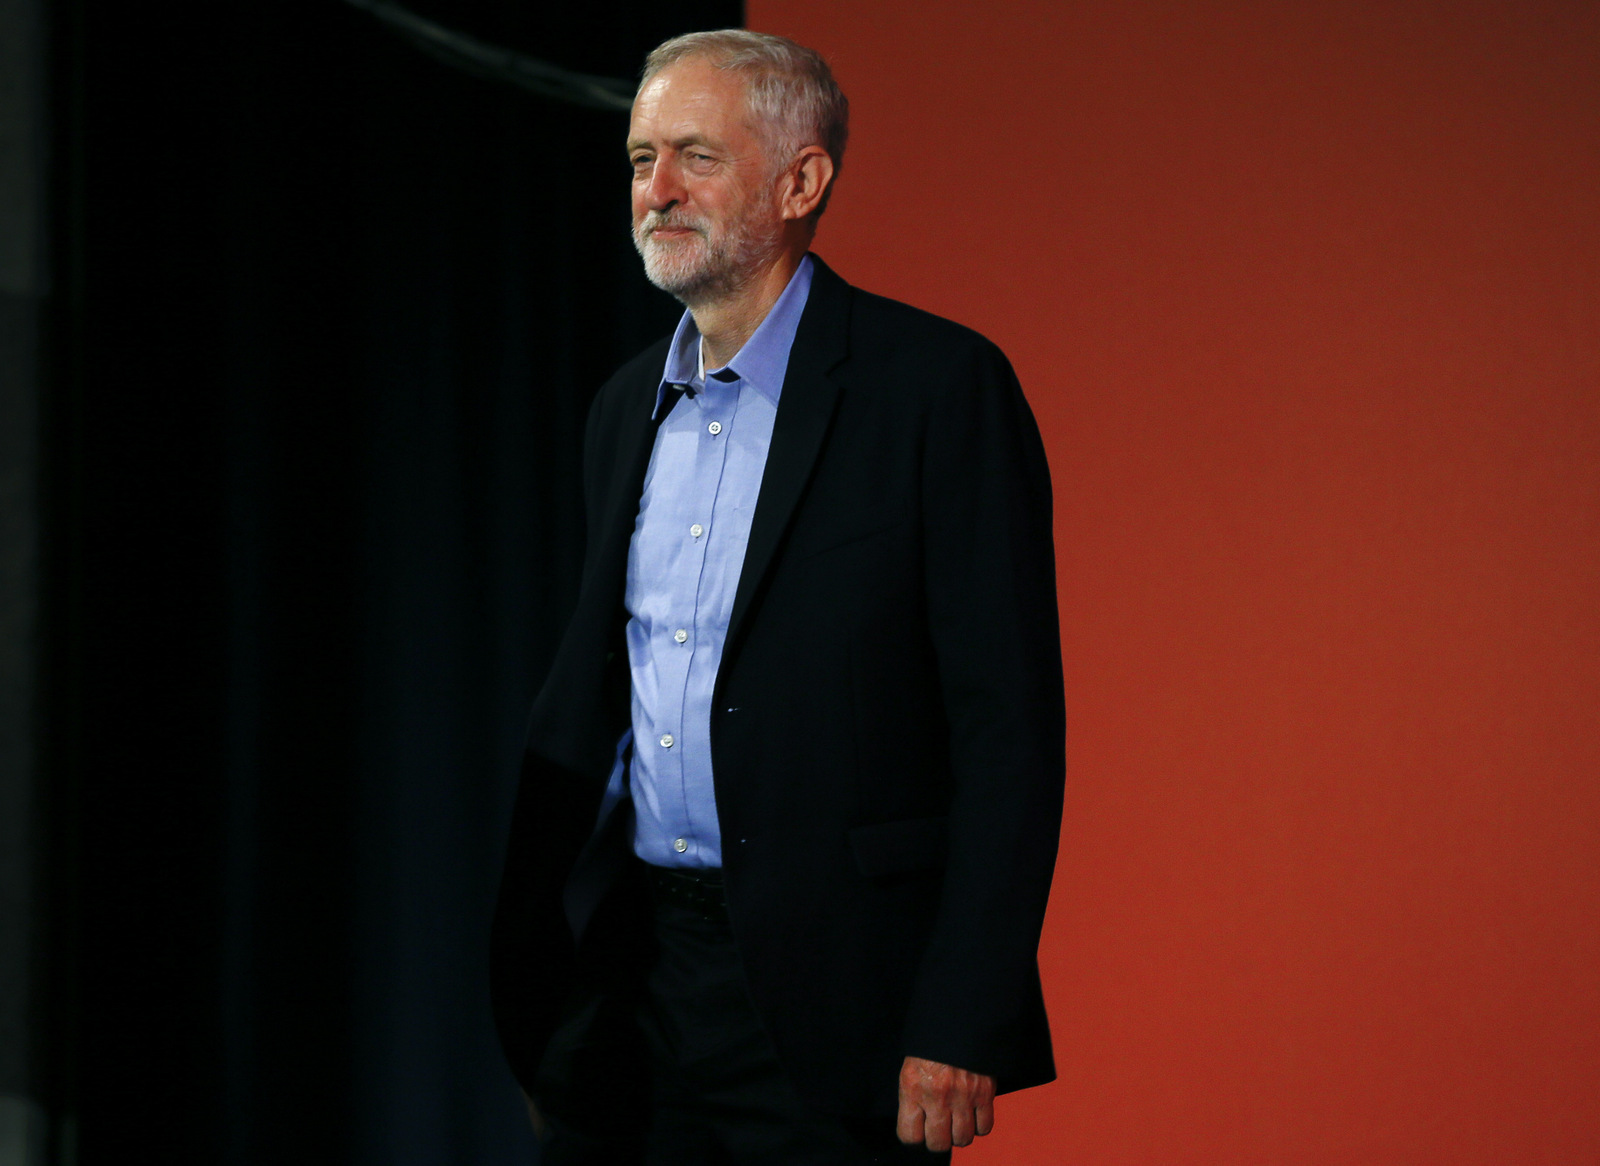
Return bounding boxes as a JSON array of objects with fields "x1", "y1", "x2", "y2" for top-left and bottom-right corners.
[{"x1": 778, "y1": 146, "x2": 836, "y2": 222}]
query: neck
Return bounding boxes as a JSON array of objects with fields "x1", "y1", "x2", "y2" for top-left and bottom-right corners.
[{"x1": 687, "y1": 247, "x2": 805, "y2": 369}]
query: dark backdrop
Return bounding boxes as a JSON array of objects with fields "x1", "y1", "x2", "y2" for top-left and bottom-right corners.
[{"x1": 44, "y1": 2, "x2": 737, "y2": 1161}]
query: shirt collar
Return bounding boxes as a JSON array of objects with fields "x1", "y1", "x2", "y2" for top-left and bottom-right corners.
[{"x1": 652, "y1": 254, "x2": 816, "y2": 419}]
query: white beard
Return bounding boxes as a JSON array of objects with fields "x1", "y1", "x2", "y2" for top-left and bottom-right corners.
[{"x1": 633, "y1": 202, "x2": 785, "y2": 304}]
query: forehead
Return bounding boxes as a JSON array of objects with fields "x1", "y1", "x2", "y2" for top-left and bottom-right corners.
[{"x1": 628, "y1": 57, "x2": 757, "y2": 146}]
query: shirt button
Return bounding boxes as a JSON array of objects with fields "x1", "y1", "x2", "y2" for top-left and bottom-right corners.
[
  {"x1": 707, "y1": 421, "x2": 722, "y2": 435},
  {"x1": 660, "y1": 733, "x2": 674, "y2": 748},
  {"x1": 690, "y1": 523, "x2": 704, "y2": 538},
  {"x1": 673, "y1": 838, "x2": 688, "y2": 853},
  {"x1": 673, "y1": 628, "x2": 688, "y2": 643}
]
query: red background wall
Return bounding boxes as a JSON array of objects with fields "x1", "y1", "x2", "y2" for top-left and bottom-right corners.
[{"x1": 746, "y1": 2, "x2": 1600, "y2": 1161}]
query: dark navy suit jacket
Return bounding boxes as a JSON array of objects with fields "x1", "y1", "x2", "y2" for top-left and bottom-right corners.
[{"x1": 491, "y1": 255, "x2": 1065, "y2": 1122}]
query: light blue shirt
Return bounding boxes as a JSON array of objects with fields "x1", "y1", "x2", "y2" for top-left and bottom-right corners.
[{"x1": 614, "y1": 256, "x2": 815, "y2": 869}]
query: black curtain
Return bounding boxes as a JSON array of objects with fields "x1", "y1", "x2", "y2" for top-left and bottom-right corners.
[{"x1": 44, "y1": 2, "x2": 738, "y2": 1162}]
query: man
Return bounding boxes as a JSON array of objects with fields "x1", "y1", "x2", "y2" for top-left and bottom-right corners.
[{"x1": 492, "y1": 29, "x2": 1064, "y2": 1164}]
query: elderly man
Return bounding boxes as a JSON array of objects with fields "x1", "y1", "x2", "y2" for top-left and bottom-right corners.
[{"x1": 491, "y1": 29, "x2": 1064, "y2": 1165}]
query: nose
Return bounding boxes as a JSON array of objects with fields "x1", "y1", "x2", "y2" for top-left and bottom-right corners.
[{"x1": 642, "y1": 156, "x2": 685, "y2": 212}]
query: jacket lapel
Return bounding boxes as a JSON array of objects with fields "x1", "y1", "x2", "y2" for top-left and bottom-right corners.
[
  {"x1": 725, "y1": 257, "x2": 852, "y2": 648},
  {"x1": 540, "y1": 368, "x2": 662, "y2": 777},
  {"x1": 594, "y1": 380, "x2": 668, "y2": 586}
]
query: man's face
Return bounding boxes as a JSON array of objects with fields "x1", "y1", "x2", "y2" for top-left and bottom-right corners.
[{"x1": 627, "y1": 58, "x2": 785, "y2": 301}]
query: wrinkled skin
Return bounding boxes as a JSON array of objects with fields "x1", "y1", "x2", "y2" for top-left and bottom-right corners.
[{"x1": 898, "y1": 1056, "x2": 997, "y2": 1152}]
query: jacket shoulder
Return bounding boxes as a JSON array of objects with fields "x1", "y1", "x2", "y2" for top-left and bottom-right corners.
[
  {"x1": 807, "y1": 254, "x2": 1008, "y2": 371},
  {"x1": 848, "y1": 286, "x2": 1000, "y2": 358},
  {"x1": 836, "y1": 285, "x2": 1021, "y2": 412}
]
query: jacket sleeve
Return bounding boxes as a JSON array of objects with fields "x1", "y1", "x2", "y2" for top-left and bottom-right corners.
[{"x1": 899, "y1": 338, "x2": 1066, "y2": 1086}]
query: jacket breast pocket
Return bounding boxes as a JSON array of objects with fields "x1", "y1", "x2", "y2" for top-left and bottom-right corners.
[
  {"x1": 786, "y1": 515, "x2": 908, "y2": 565},
  {"x1": 848, "y1": 815, "x2": 949, "y2": 878}
]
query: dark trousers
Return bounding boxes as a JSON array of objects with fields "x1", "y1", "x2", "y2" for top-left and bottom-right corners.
[{"x1": 537, "y1": 865, "x2": 949, "y2": 1166}]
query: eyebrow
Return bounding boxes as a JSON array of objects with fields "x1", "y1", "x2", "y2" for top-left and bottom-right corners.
[{"x1": 626, "y1": 135, "x2": 721, "y2": 156}]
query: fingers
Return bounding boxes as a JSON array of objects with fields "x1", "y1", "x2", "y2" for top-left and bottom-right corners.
[
  {"x1": 949, "y1": 1102, "x2": 975, "y2": 1149},
  {"x1": 899, "y1": 1056, "x2": 997, "y2": 1150},
  {"x1": 976, "y1": 1093, "x2": 996, "y2": 1138},
  {"x1": 896, "y1": 1083, "x2": 926, "y2": 1146},
  {"x1": 898, "y1": 1057, "x2": 938, "y2": 1147}
]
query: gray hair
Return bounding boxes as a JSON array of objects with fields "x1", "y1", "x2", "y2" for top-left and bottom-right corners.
[{"x1": 640, "y1": 30, "x2": 849, "y2": 213}]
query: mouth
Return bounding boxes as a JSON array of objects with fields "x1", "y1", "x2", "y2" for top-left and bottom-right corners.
[{"x1": 641, "y1": 215, "x2": 705, "y2": 241}]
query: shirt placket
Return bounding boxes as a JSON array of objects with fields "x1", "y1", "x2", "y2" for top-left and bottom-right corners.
[{"x1": 673, "y1": 378, "x2": 741, "y2": 852}]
